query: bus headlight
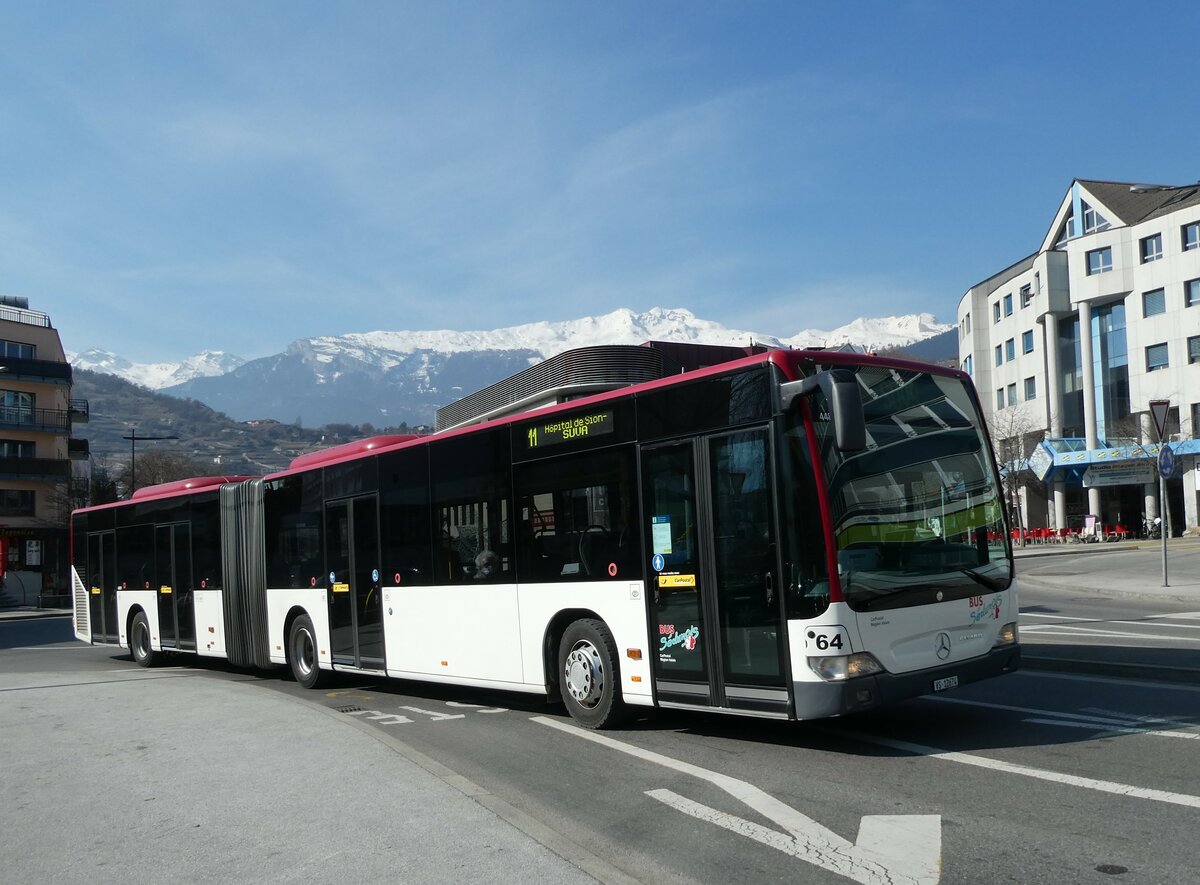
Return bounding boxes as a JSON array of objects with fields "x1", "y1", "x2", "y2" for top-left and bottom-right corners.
[
  {"x1": 993, "y1": 622, "x2": 1018, "y2": 647},
  {"x1": 808, "y1": 652, "x2": 883, "y2": 682}
]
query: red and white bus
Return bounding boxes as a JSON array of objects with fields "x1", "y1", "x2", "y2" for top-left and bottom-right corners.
[{"x1": 70, "y1": 348, "x2": 1018, "y2": 728}]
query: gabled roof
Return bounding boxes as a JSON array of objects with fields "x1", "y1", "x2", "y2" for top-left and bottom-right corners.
[{"x1": 1076, "y1": 179, "x2": 1200, "y2": 226}]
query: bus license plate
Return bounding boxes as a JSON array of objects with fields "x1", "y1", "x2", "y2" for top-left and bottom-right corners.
[{"x1": 933, "y1": 675, "x2": 959, "y2": 692}]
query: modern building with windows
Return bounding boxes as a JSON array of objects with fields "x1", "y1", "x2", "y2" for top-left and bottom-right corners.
[
  {"x1": 0, "y1": 297, "x2": 88, "y2": 603},
  {"x1": 958, "y1": 179, "x2": 1200, "y2": 536}
]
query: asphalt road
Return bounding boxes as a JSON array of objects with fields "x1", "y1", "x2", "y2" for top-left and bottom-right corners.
[{"x1": 5, "y1": 558, "x2": 1199, "y2": 885}]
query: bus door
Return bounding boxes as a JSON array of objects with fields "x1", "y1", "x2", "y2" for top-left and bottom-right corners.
[
  {"x1": 87, "y1": 531, "x2": 117, "y2": 644},
  {"x1": 155, "y1": 524, "x2": 194, "y2": 650},
  {"x1": 641, "y1": 427, "x2": 789, "y2": 716},
  {"x1": 325, "y1": 495, "x2": 383, "y2": 670}
]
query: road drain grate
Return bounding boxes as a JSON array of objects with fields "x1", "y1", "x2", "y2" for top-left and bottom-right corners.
[{"x1": 336, "y1": 705, "x2": 363, "y2": 714}]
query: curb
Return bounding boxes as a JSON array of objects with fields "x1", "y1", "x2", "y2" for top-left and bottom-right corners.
[
  {"x1": 1022, "y1": 654, "x2": 1200, "y2": 686},
  {"x1": 0, "y1": 609, "x2": 74, "y2": 621}
]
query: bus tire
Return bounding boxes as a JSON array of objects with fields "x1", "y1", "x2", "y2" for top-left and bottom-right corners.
[
  {"x1": 130, "y1": 610, "x2": 155, "y2": 667},
  {"x1": 287, "y1": 614, "x2": 325, "y2": 689},
  {"x1": 558, "y1": 619, "x2": 627, "y2": 729}
]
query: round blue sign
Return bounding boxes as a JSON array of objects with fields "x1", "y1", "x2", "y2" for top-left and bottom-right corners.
[
  {"x1": 1159, "y1": 445, "x2": 1177, "y2": 480},
  {"x1": 652, "y1": 553, "x2": 665, "y2": 572},
  {"x1": 371, "y1": 568, "x2": 380, "y2": 582},
  {"x1": 329, "y1": 571, "x2": 336, "y2": 584}
]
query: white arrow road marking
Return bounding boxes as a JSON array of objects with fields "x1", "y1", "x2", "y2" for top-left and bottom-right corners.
[
  {"x1": 398, "y1": 705, "x2": 466, "y2": 721},
  {"x1": 533, "y1": 716, "x2": 940, "y2": 884}
]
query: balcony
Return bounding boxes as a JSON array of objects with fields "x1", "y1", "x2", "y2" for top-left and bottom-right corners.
[
  {"x1": 69, "y1": 398, "x2": 89, "y2": 422},
  {"x1": 68, "y1": 438, "x2": 90, "y2": 460},
  {"x1": 0, "y1": 407, "x2": 72, "y2": 433},
  {"x1": 0, "y1": 456, "x2": 70, "y2": 480},
  {"x1": 0, "y1": 356, "x2": 72, "y2": 384}
]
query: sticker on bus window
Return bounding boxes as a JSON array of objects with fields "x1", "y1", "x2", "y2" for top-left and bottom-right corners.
[
  {"x1": 332, "y1": 582, "x2": 350, "y2": 593},
  {"x1": 159, "y1": 586, "x2": 172, "y2": 595},
  {"x1": 651, "y1": 516, "x2": 672, "y2": 554},
  {"x1": 658, "y1": 574, "x2": 696, "y2": 589}
]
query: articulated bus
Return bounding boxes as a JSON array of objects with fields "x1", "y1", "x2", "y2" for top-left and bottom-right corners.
[{"x1": 70, "y1": 348, "x2": 1018, "y2": 728}]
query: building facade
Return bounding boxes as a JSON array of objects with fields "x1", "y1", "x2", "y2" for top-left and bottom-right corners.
[
  {"x1": 959, "y1": 179, "x2": 1200, "y2": 536},
  {"x1": 0, "y1": 297, "x2": 88, "y2": 603}
]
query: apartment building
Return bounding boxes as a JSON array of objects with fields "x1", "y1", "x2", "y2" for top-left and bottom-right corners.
[
  {"x1": 958, "y1": 179, "x2": 1200, "y2": 536},
  {"x1": 0, "y1": 297, "x2": 88, "y2": 604}
]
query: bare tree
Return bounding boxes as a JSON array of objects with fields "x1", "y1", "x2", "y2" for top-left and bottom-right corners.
[
  {"x1": 987, "y1": 406, "x2": 1056, "y2": 546},
  {"x1": 115, "y1": 450, "x2": 209, "y2": 495}
]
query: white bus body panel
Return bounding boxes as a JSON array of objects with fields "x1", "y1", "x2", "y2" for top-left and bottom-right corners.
[
  {"x1": 789, "y1": 585, "x2": 1019, "y2": 681},
  {"x1": 383, "y1": 584, "x2": 524, "y2": 686},
  {"x1": 193, "y1": 590, "x2": 227, "y2": 658},
  {"x1": 265, "y1": 588, "x2": 329, "y2": 667},
  {"x1": 116, "y1": 589, "x2": 158, "y2": 651},
  {"x1": 517, "y1": 580, "x2": 654, "y2": 705}
]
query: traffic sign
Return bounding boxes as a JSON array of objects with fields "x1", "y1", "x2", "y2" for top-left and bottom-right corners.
[
  {"x1": 1149, "y1": 400, "x2": 1171, "y2": 442},
  {"x1": 1159, "y1": 444, "x2": 1177, "y2": 480}
]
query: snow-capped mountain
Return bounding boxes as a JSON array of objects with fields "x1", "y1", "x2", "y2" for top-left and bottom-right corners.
[
  {"x1": 70, "y1": 348, "x2": 246, "y2": 389},
  {"x1": 79, "y1": 308, "x2": 952, "y2": 427}
]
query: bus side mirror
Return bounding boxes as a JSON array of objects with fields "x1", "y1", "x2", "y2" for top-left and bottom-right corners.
[{"x1": 780, "y1": 370, "x2": 867, "y2": 452}]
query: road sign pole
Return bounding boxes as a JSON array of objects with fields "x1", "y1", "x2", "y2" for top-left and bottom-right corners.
[{"x1": 1160, "y1": 470, "x2": 1168, "y2": 587}]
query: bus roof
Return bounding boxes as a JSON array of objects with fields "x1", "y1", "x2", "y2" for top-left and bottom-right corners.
[{"x1": 73, "y1": 346, "x2": 967, "y2": 515}]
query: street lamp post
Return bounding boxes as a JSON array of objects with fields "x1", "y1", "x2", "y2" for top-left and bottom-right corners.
[{"x1": 121, "y1": 427, "x2": 179, "y2": 495}]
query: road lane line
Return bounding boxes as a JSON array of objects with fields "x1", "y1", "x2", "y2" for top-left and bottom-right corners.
[
  {"x1": 534, "y1": 715, "x2": 941, "y2": 884},
  {"x1": 831, "y1": 731, "x2": 1200, "y2": 810},
  {"x1": 1019, "y1": 670, "x2": 1200, "y2": 692},
  {"x1": 1021, "y1": 718, "x2": 1200, "y2": 739},
  {"x1": 1020, "y1": 626, "x2": 1200, "y2": 642}
]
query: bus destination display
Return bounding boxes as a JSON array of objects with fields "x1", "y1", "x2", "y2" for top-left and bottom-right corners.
[{"x1": 526, "y1": 410, "x2": 614, "y2": 449}]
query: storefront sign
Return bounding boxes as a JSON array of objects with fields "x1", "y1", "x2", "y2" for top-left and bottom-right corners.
[{"x1": 1082, "y1": 464, "x2": 1155, "y2": 488}]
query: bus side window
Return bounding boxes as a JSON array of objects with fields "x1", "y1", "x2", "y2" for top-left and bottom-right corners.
[
  {"x1": 429, "y1": 429, "x2": 514, "y2": 585},
  {"x1": 514, "y1": 446, "x2": 640, "y2": 583}
]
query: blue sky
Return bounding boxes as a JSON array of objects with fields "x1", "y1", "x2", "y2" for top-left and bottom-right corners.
[{"x1": 4, "y1": 2, "x2": 1200, "y2": 362}]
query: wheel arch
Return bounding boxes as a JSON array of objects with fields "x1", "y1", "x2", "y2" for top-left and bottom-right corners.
[{"x1": 542, "y1": 607, "x2": 608, "y2": 697}]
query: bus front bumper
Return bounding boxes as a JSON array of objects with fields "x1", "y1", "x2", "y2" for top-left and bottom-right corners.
[{"x1": 792, "y1": 644, "x2": 1021, "y2": 720}]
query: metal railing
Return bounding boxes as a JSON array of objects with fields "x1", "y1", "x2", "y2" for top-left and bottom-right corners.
[
  {"x1": 0, "y1": 356, "x2": 71, "y2": 383},
  {"x1": 0, "y1": 456, "x2": 71, "y2": 479},
  {"x1": 0, "y1": 305, "x2": 51, "y2": 328},
  {"x1": 0, "y1": 406, "x2": 72, "y2": 432}
]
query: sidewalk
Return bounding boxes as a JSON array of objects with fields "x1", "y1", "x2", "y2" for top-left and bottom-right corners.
[
  {"x1": 1013, "y1": 534, "x2": 1200, "y2": 601},
  {"x1": 0, "y1": 645, "x2": 605, "y2": 885}
]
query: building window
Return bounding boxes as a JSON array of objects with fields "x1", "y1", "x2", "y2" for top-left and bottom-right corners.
[
  {"x1": 1082, "y1": 202, "x2": 1110, "y2": 234},
  {"x1": 1005, "y1": 338, "x2": 1015, "y2": 361},
  {"x1": 0, "y1": 340, "x2": 35, "y2": 359},
  {"x1": 1019, "y1": 285, "x2": 1032, "y2": 308},
  {"x1": 993, "y1": 302, "x2": 1001, "y2": 323},
  {"x1": 1146, "y1": 342, "x2": 1169, "y2": 372},
  {"x1": 1086, "y1": 247, "x2": 1112, "y2": 275},
  {"x1": 1139, "y1": 233, "x2": 1163, "y2": 263},
  {"x1": 962, "y1": 354, "x2": 973, "y2": 376},
  {"x1": 0, "y1": 389, "x2": 34, "y2": 424},
  {"x1": 1035, "y1": 271, "x2": 1041, "y2": 295},
  {"x1": 1143, "y1": 288, "x2": 1166, "y2": 317},
  {"x1": 1022, "y1": 330, "x2": 1034, "y2": 353},
  {"x1": 1024, "y1": 377, "x2": 1036, "y2": 400},
  {"x1": 995, "y1": 344, "x2": 1003, "y2": 366},
  {"x1": 0, "y1": 439, "x2": 35, "y2": 458},
  {"x1": 1006, "y1": 382, "x2": 1017, "y2": 405},
  {"x1": 1189, "y1": 336, "x2": 1200, "y2": 365},
  {"x1": 996, "y1": 389, "x2": 1005, "y2": 410},
  {"x1": 1186, "y1": 278, "x2": 1200, "y2": 308},
  {"x1": 1183, "y1": 221, "x2": 1200, "y2": 252},
  {"x1": 0, "y1": 489, "x2": 34, "y2": 517},
  {"x1": 1193, "y1": 403, "x2": 1200, "y2": 440},
  {"x1": 1003, "y1": 293, "x2": 1013, "y2": 316}
]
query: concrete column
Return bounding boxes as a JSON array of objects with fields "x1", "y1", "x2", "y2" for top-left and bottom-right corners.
[
  {"x1": 1044, "y1": 313, "x2": 1063, "y2": 436},
  {"x1": 1184, "y1": 458, "x2": 1198, "y2": 534},
  {"x1": 1078, "y1": 301, "x2": 1101, "y2": 516},
  {"x1": 1053, "y1": 481, "x2": 1066, "y2": 531},
  {"x1": 1140, "y1": 413, "x2": 1159, "y2": 535}
]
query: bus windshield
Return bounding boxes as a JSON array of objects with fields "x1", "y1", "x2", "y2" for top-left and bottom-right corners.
[{"x1": 807, "y1": 363, "x2": 1011, "y2": 612}]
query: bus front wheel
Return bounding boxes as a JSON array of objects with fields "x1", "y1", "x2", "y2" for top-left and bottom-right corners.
[
  {"x1": 287, "y1": 614, "x2": 325, "y2": 689},
  {"x1": 130, "y1": 611, "x2": 155, "y2": 667},
  {"x1": 558, "y1": 619, "x2": 627, "y2": 729}
]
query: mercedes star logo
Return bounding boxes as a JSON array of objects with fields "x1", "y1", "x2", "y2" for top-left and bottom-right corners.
[{"x1": 935, "y1": 632, "x2": 952, "y2": 660}]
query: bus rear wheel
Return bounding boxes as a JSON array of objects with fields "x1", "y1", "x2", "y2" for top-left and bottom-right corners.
[
  {"x1": 287, "y1": 614, "x2": 325, "y2": 689},
  {"x1": 558, "y1": 619, "x2": 627, "y2": 729},
  {"x1": 130, "y1": 611, "x2": 155, "y2": 667}
]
